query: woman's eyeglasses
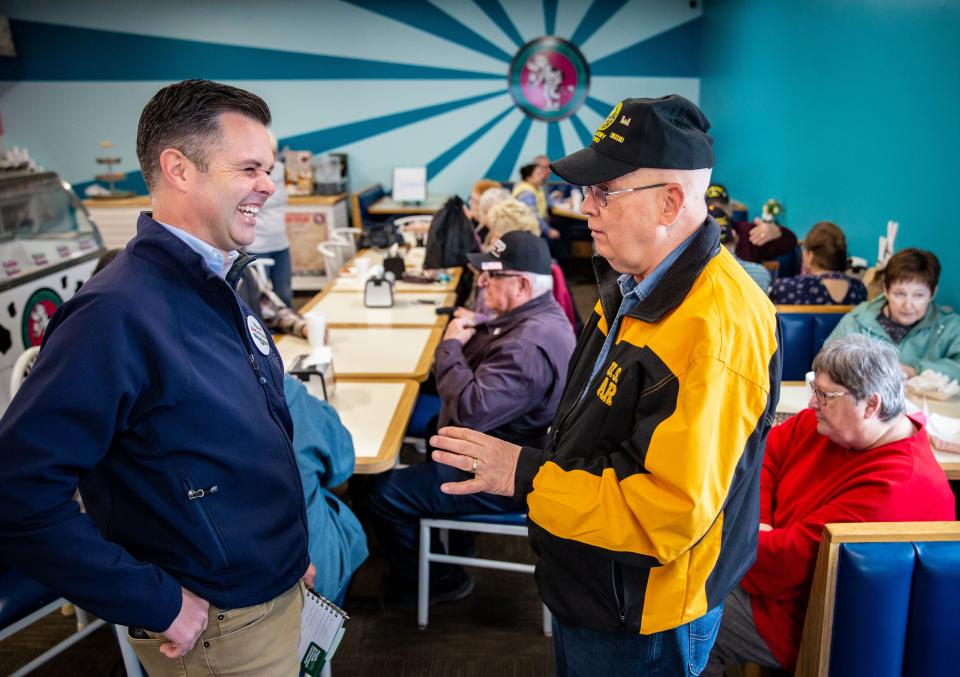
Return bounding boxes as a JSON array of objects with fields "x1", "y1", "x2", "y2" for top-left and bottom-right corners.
[{"x1": 810, "y1": 385, "x2": 851, "y2": 408}]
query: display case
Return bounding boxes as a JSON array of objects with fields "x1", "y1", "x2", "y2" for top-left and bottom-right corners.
[{"x1": 0, "y1": 171, "x2": 106, "y2": 411}]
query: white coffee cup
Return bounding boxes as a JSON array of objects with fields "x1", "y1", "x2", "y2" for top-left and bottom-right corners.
[{"x1": 305, "y1": 312, "x2": 326, "y2": 348}]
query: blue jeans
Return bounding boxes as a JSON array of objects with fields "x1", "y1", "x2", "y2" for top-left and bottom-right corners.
[
  {"x1": 367, "y1": 460, "x2": 520, "y2": 587},
  {"x1": 552, "y1": 605, "x2": 723, "y2": 677},
  {"x1": 257, "y1": 247, "x2": 293, "y2": 306}
]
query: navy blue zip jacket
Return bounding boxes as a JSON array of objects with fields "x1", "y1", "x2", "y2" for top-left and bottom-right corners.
[{"x1": 0, "y1": 214, "x2": 309, "y2": 632}]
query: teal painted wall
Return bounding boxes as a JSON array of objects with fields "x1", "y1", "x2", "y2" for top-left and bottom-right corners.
[{"x1": 700, "y1": 0, "x2": 960, "y2": 306}]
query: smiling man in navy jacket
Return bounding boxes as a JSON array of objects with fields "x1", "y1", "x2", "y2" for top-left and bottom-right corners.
[{"x1": 0, "y1": 80, "x2": 310, "y2": 675}]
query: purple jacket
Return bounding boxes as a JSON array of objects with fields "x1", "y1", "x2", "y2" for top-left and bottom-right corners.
[{"x1": 434, "y1": 292, "x2": 575, "y2": 447}]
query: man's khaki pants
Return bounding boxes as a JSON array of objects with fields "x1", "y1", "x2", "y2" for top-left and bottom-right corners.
[{"x1": 128, "y1": 583, "x2": 304, "y2": 676}]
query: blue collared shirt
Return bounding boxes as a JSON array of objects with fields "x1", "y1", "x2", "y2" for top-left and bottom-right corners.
[
  {"x1": 578, "y1": 231, "x2": 698, "y2": 402},
  {"x1": 157, "y1": 221, "x2": 238, "y2": 279}
]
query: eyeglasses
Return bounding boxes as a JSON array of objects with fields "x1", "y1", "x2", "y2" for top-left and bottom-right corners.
[
  {"x1": 810, "y1": 385, "x2": 851, "y2": 408},
  {"x1": 580, "y1": 183, "x2": 667, "y2": 208}
]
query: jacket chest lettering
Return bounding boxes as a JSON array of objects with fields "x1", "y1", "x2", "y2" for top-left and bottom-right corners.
[{"x1": 596, "y1": 361, "x2": 622, "y2": 406}]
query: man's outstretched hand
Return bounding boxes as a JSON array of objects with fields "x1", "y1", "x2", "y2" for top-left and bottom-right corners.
[{"x1": 431, "y1": 426, "x2": 521, "y2": 497}]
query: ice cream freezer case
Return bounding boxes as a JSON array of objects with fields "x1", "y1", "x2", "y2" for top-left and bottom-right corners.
[{"x1": 0, "y1": 171, "x2": 106, "y2": 412}]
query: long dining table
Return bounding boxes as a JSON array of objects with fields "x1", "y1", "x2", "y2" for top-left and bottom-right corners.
[{"x1": 276, "y1": 248, "x2": 459, "y2": 473}]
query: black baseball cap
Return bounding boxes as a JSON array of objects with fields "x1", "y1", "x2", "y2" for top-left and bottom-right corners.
[
  {"x1": 551, "y1": 94, "x2": 713, "y2": 186},
  {"x1": 706, "y1": 183, "x2": 729, "y2": 204},
  {"x1": 467, "y1": 231, "x2": 552, "y2": 276},
  {"x1": 709, "y1": 204, "x2": 734, "y2": 243}
]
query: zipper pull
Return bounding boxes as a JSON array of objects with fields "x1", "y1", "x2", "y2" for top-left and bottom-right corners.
[
  {"x1": 248, "y1": 353, "x2": 267, "y2": 385},
  {"x1": 187, "y1": 485, "x2": 219, "y2": 500}
]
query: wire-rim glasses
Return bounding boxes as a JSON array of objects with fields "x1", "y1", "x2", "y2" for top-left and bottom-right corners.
[{"x1": 579, "y1": 183, "x2": 667, "y2": 208}]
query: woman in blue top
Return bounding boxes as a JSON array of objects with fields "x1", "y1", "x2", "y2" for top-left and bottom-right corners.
[{"x1": 770, "y1": 221, "x2": 867, "y2": 305}]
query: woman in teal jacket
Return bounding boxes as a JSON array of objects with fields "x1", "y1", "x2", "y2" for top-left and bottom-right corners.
[{"x1": 827, "y1": 248, "x2": 960, "y2": 381}]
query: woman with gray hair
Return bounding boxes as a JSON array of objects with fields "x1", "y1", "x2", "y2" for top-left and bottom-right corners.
[{"x1": 705, "y1": 334, "x2": 954, "y2": 677}]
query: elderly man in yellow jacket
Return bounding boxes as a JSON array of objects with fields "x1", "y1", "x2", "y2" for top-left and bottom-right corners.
[{"x1": 432, "y1": 95, "x2": 782, "y2": 677}]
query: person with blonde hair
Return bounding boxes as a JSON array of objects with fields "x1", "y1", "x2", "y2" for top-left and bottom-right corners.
[
  {"x1": 474, "y1": 186, "x2": 510, "y2": 242},
  {"x1": 485, "y1": 197, "x2": 540, "y2": 244}
]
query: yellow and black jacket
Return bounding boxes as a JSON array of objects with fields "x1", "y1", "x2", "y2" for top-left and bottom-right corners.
[{"x1": 515, "y1": 218, "x2": 781, "y2": 634}]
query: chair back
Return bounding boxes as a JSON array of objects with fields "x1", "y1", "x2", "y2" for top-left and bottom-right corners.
[
  {"x1": 776, "y1": 305, "x2": 852, "y2": 380},
  {"x1": 350, "y1": 183, "x2": 386, "y2": 230},
  {"x1": 10, "y1": 345, "x2": 40, "y2": 398},
  {"x1": 329, "y1": 227, "x2": 361, "y2": 258},
  {"x1": 317, "y1": 241, "x2": 351, "y2": 279},
  {"x1": 796, "y1": 522, "x2": 960, "y2": 677}
]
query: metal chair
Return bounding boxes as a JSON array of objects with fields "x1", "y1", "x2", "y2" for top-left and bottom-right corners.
[
  {"x1": 418, "y1": 512, "x2": 551, "y2": 636},
  {"x1": 9, "y1": 345, "x2": 39, "y2": 397},
  {"x1": 329, "y1": 227, "x2": 362, "y2": 259},
  {"x1": 317, "y1": 241, "x2": 353, "y2": 282}
]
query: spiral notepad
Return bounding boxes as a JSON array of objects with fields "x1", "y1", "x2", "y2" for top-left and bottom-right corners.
[{"x1": 298, "y1": 588, "x2": 348, "y2": 676}]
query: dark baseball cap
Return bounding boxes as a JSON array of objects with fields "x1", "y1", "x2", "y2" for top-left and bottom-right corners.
[
  {"x1": 467, "y1": 231, "x2": 552, "y2": 276},
  {"x1": 709, "y1": 204, "x2": 734, "y2": 244},
  {"x1": 706, "y1": 183, "x2": 729, "y2": 204},
  {"x1": 551, "y1": 94, "x2": 714, "y2": 186}
]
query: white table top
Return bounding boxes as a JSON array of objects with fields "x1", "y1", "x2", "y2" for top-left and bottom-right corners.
[
  {"x1": 276, "y1": 326, "x2": 441, "y2": 382},
  {"x1": 298, "y1": 377, "x2": 417, "y2": 473},
  {"x1": 308, "y1": 290, "x2": 454, "y2": 328}
]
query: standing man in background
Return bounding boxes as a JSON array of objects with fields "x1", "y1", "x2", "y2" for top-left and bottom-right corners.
[
  {"x1": 0, "y1": 79, "x2": 310, "y2": 676},
  {"x1": 431, "y1": 95, "x2": 782, "y2": 676},
  {"x1": 245, "y1": 129, "x2": 293, "y2": 305}
]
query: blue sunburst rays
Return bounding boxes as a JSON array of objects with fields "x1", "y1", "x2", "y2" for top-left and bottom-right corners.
[
  {"x1": 281, "y1": 90, "x2": 509, "y2": 156},
  {"x1": 547, "y1": 122, "x2": 566, "y2": 167},
  {"x1": 589, "y1": 19, "x2": 701, "y2": 78},
  {"x1": 486, "y1": 116, "x2": 534, "y2": 181},
  {"x1": 0, "y1": 19, "x2": 505, "y2": 81},
  {"x1": 343, "y1": 0, "x2": 514, "y2": 64},
  {"x1": 426, "y1": 105, "x2": 516, "y2": 179},
  {"x1": 569, "y1": 114, "x2": 595, "y2": 148},
  {"x1": 543, "y1": 0, "x2": 559, "y2": 36},
  {"x1": 569, "y1": 0, "x2": 631, "y2": 47},
  {"x1": 474, "y1": 0, "x2": 526, "y2": 48},
  {"x1": 585, "y1": 96, "x2": 617, "y2": 118}
]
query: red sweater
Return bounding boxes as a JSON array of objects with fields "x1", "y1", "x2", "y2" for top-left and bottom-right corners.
[{"x1": 741, "y1": 409, "x2": 955, "y2": 669}]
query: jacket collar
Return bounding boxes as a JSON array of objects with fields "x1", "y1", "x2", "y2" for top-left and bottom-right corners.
[
  {"x1": 128, "y1": 212, "x2": 255, "y2": 289},
  {"x1": 592, "y1": 215, "x2": 721, "y2": 324},
  {"x1": 482, "y1": 291, "x2": 555, "y2": 332}
]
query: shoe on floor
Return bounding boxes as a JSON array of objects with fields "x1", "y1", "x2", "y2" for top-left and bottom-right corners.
[{"x1": 386, "y1": 570, "x2": 474, "y2": 606}]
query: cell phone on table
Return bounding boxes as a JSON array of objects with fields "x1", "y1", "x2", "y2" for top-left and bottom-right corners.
[{"x1": 416, "y1": 299, "x2": 438, "y2": 305}]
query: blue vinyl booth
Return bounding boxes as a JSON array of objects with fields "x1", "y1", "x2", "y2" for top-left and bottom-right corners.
[
  {"x1": 349, "y1": 183, "x2": 390, "y2": 231},
  {"x1": 776, "y1": 305, "x2": 852, "y2": 381},
  {"x1": 795, "y1": 522, "x2": 960, "y2": 677}
]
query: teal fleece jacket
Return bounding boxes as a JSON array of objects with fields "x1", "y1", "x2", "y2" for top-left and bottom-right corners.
[
  {"x1": 283, "y1": 375, "x2": 368, "y2": 599},
  {"x1": 827, "y1": 295, "x2": 960, "y2": 381}
]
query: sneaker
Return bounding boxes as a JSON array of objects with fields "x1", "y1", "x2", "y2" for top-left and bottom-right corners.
[{"x1": 386, "y1": 570, "x2": 475, "y2": 606}]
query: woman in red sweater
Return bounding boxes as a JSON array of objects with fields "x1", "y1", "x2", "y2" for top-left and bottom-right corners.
[{"x1": 705, "y1": 335, "x2": 955, "y2": 676}]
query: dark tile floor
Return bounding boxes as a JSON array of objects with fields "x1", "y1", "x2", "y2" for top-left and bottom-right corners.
[{"x1": 0, "y1": 533, "x2": 554, "y2": 676}]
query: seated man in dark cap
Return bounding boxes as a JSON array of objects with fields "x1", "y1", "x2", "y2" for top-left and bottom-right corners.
[
  {"x1": 368, "y1": 231, "x2": 575, "y2": 602},
  {"x1": 429, "y1": 95, "x2": 782, "y2": 675},
  {"x1": 711, "y1": 204, "x2": 772, "y2": 290},
  {"x1": 706, "y1": 183, "x2": 798, "y2": 264}
]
